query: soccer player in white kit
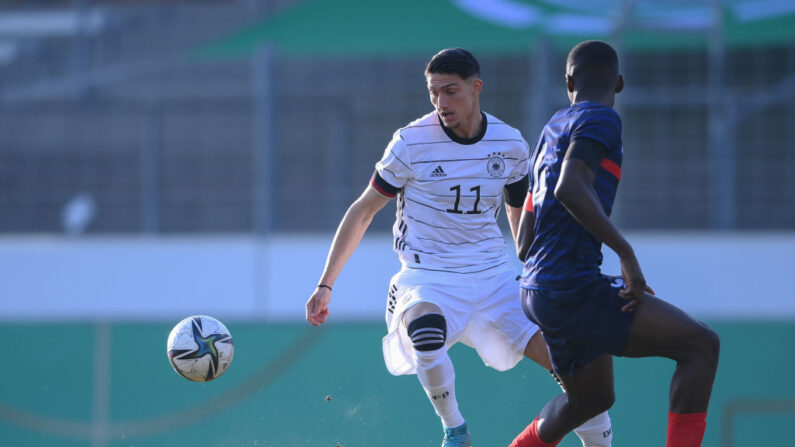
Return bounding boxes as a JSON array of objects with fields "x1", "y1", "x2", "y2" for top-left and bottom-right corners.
[{"x1": 305, "y1": 48, "x2": 612, "y2": 447}]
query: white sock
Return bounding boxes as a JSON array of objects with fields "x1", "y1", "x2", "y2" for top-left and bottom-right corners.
[
  {"x1": 573, "y1": 411, "x2": 613, "y2": 447},
  {"x1": 415, "y1": 349, "x2": 465, "y2": 429}
]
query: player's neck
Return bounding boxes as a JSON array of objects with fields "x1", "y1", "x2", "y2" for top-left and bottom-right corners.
[
  {"x1": 571, "y1": 91, "x2": 614, "y2": 108},
  {"x1": 451, "y1": 110, "x2": 484, "y2": 140}
]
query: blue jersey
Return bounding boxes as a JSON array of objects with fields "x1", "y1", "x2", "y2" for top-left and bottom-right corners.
[{"x1": 521, "y1": 101, "x2": 623, "y2": 290}]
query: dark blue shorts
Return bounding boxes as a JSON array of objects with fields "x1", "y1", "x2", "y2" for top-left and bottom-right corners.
[{"x1": 521, "y1": 276, "x2": 636, "y2": 377}]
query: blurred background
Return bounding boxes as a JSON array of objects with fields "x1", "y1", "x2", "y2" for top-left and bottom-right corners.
[{"x1": 0, "y1": 0, "x2": 793, "y2": 446}]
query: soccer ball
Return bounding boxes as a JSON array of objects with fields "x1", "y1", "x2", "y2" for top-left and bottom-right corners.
[{"x1": 167, "y1": 315, "x2": 234, "y2": 382}]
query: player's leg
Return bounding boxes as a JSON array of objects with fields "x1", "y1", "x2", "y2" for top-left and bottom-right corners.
[
  {"x1": 523, "y1": 330, "x2": 551, "y2": 369},
  {"x1": 403, "y1": 302, "x2": 469, "y2": 446},
  {"x1": 515, "y1": 279, "x2": 635, "y2": 447},
  {"x1": 622, "y1": 294, "x2": 720, "y2": 447},
  {"x1": 623, "y1": 294, "x2": 719, "y2": 411},
  {"x1": 511, "y1": 354, "x2": 615, "y2": 447},
  {"x1": 523, "y1": 320, "x2": 613, "y2": 447}
]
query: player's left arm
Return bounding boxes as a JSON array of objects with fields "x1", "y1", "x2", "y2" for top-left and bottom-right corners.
[
  {"x1": 504, "y1": 174, "x2": 529, "y2": 246},
  {"x1": 516, "y1": 193, "x2": 535, "y2": 261},
  {"x1": 556, "y1": 138, "x2": 648, "y2": 310}
]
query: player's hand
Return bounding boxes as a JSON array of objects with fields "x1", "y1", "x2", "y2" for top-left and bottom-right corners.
[
  {"x1": 618, "y1": 253, "x2": 647, "y2": 312},
  {"x1": 306, "y1": 287, "x2": 331, "y2": 326}
]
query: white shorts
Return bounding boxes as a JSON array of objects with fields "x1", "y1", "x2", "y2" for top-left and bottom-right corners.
[{"x1": 382, "y1": 263, "x2": 539, "y2": 376}]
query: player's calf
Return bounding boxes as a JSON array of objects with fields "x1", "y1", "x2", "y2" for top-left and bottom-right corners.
[
  {"x1": 665, "y1": 324, "x2": 719, "y2": 447},
  {"x1": 548, "y1": 370, "x2": 613, "y2": 447},
  {"x1": 560, "y1": 366, "x2": 615, "y2": 425},
  {"x1": 669, "y1": 322, "x2": 720, "y2": 414},
  {"x1": 408, "y1": 314, "x2": 466, "y2": 432}
]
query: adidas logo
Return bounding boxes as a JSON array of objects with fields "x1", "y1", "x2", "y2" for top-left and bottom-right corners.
[{"x1": 430, "y1": 165, "x2": 447, "y2": 177}]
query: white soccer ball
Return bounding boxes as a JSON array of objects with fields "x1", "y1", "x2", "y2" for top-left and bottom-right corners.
[{"x1": 167, "y1": 315, "x2": 234, "y2": 382}]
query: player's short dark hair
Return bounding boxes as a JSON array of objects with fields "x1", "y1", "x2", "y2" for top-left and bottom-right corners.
[
  {"x1": 566, "y1": 40, "x2": 619, "y2": 90},
  {"x1": 424, "y1": 48, "x2": 481, "y2": 80}
]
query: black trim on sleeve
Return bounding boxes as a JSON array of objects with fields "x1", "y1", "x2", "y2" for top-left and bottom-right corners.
[
  {"x1": 371, "y1": 170, "x2": 400, "y2": 198},
  {"x1": 504, "y1": 174, "x2": 529, "y2": 208},
  {"x1": 564, "y1": 137, "x2": 607, "y2": 174}
]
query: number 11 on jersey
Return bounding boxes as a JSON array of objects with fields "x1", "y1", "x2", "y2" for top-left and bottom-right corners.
[{"x1": 447, "y1": 184, "x2": 481, "y2": 214}]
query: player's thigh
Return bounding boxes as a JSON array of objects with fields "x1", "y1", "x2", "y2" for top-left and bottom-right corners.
[
  {"x1": 623, "y1": 294, "x2": 713, "y2": 359},
  {"x1": 462, "y1": 271, "x2": 539, "y2": 371},
  {"x1": 524, "y1": 330, "x2": 552, "y2": 370},
  {"x1": 389, "y1": 268, "x2": 468, "y2": 332}
]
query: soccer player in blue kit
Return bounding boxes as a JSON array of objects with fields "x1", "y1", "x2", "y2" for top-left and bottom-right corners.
[{"x1": 509, "y1": 40, "x2": 720, "y2": 447}]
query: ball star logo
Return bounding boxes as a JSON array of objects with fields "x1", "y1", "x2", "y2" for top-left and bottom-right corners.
[{"x1": 170, "y1": 317, "x2": 233, "y2": 380}]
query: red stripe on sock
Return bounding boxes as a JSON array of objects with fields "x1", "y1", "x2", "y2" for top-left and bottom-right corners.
[
  {"x1": 509, "y1": 417, "x2": 561, "y2": 447},
  {"x1": 666, "y1": 411, "x2": 707, "y2": 447}
]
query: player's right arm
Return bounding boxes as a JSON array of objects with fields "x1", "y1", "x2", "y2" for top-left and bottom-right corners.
[{"x1": 306, "y1": 185, "x2": 391, "y2": 326}]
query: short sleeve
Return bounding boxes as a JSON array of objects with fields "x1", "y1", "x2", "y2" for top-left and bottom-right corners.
[
  {"x1": 372, "y1": 131, "x2": 412, "y2": 197},
  {"x1": 570, "y1": 108, "x2": 622, "y2": 154},
  {"x1": 506, "y1": 139, "x2": 531, "y2": 184}
]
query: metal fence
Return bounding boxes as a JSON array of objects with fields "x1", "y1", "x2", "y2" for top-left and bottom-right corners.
[{"x1": 1, "y1": 2, "x2": 794, "y2": 234}]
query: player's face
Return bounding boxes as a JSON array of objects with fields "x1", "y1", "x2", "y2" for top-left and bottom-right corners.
[{"x1": 426, "y1": 73, "x2": 482, "y2": 132}]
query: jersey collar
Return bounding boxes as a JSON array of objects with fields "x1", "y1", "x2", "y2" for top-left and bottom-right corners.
[{"x1": 438, "y1": 111, "x2": 488, "y2": 145}]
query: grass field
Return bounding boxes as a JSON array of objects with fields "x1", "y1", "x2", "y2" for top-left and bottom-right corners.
[{"x1": 0, "y1": 320, "x2": 793, "y2": 446}]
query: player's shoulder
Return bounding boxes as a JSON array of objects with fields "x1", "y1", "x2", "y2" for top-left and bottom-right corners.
[
  {"x1": 484, "y1": 112, "x2": 520, "y2": 134},
  {"x1": 483, "y1": 112, "x2": 526, "y2": 143},
  {"x1": 402, "y1": 111, "x2": 438, "y2": 129},
  {"x1": 571, "y1": 102, "x2": 621, "y2": 127},
  {"x1": 395, "y1": 111, "x2": 441, "y2": 143}
]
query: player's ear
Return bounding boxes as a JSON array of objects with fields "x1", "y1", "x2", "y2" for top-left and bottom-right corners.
[
  {"x1": 566, "y1": 75, "x2": 575, "y2": 93},
  {"x1": 615, "y1": 74, "x2": 624, "y2": 94},
  {"x1": 471, "y1": 77, "x2": 483, "y2": 94}
]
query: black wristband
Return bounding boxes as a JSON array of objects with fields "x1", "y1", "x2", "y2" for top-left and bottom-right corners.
[{"x1": 317, "y1": 284, "x2": 332, "y2": 292}]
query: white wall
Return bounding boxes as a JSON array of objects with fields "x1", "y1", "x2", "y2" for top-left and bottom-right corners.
[
  {"x1": 0, "y1": 232, "x2": 792, "y2": 321},
  {"x1": 599, "y1": 232, "x2": 795, "y2": 319}
]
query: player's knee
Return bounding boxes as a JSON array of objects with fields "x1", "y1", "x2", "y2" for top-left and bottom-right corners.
[
  {"x1": 695, "y1": 324, "x2": 720, "y2": 369},
  {"x1": 592, "y1": 391, "x2": 615, "y2": 416},
  {"x1": 408, "y1": 313, "x2": 447, "y2": 352},
  {"x1": 582, "y1": 391, "x2": 614, "y2": 418},
  {"x1": 407, "y1": 313, "x2": 447, "y2": 368},
  {"x1": 570, "y1": 390, "x2": 613, "y2": 421}
]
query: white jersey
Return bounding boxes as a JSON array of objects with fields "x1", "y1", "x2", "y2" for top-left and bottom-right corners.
[{"x1": 372, "y1": 111, "x2": 530, "y2": 274}]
